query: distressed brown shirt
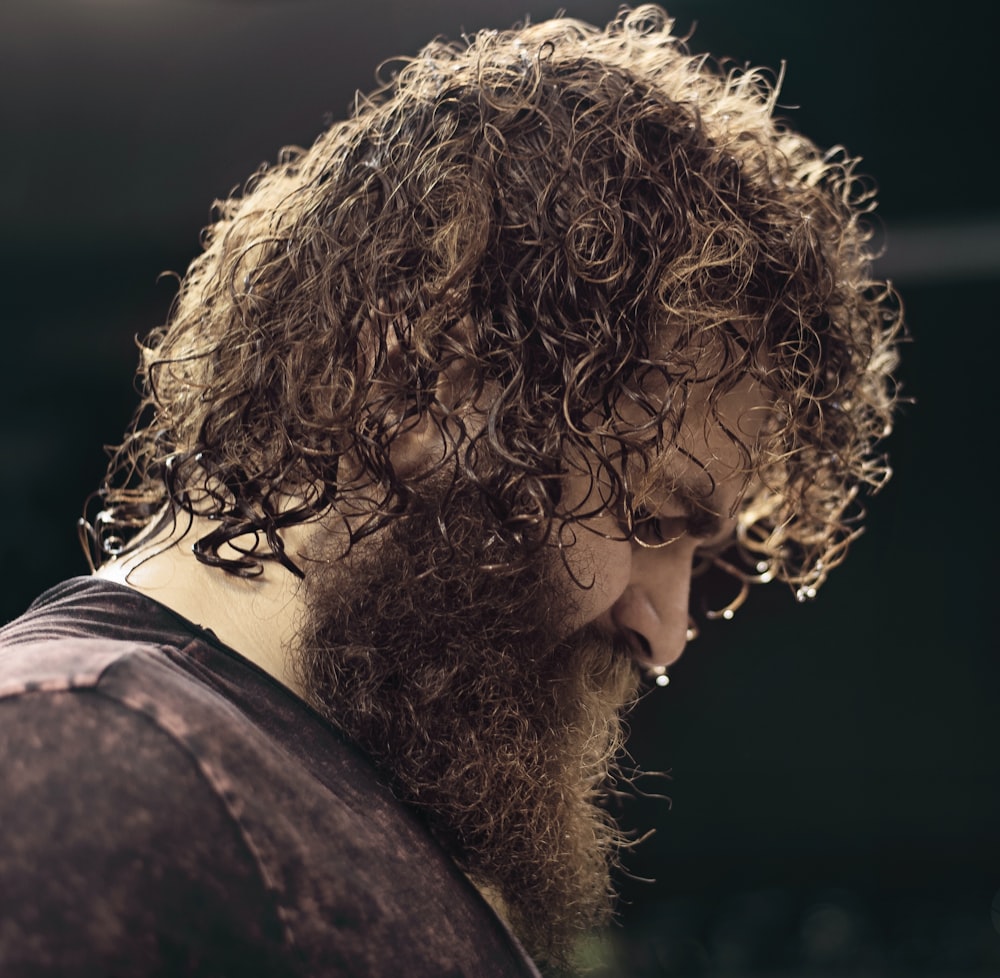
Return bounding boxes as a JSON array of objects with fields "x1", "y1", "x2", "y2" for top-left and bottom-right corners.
[{"x1": 0, "y1": 578, "x2": 541, "y2": 977}]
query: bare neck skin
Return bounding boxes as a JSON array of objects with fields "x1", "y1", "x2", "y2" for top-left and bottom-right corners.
[
  {"x1": 95, "y1": 515, "x2": 320, "y2": 696},
  {"x1": 92, "y1": 410, "x2": 475, "y2": 697}
]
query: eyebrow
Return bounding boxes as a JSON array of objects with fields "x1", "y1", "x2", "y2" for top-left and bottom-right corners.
[{"x1": 670, "y1": 482, "x2": 735, "y2": 546}]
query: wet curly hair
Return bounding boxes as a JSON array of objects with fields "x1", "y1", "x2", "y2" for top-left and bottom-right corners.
[{"x1": 86, "y1": 4, "x2": 902, "y2": 604}]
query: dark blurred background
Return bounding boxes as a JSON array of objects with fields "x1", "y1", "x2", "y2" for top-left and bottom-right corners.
[{"x1": 1, "y1": 1, "x2": 996, "y2": 974}]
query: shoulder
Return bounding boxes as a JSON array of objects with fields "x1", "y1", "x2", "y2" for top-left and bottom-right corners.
[
  {"x1": 0, "y1": 622, "x2": 541, "y2": 976},
  {"x1": 0, "y1": 655, "x2": 296, "y2": 976}
]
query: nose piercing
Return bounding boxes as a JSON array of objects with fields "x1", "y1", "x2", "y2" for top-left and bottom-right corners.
[
  {"x1": 648, "y1": 616, "x2": 698, "y2": 687},
  {"x1": 649, "y1": 665, "x2": 670, "y2": 687}
]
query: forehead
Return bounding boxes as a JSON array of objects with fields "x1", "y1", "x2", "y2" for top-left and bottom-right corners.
[{"x1": 626, "y1": 369, "x2": 770, "y2": 511}]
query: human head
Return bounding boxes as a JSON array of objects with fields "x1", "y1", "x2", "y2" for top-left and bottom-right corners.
[
  {"x1": 84, "y1": 6, "x2": 902, "y2": 963},
  {"x1": 89, "y1": 4, "x2": 900, "y2": 612}
]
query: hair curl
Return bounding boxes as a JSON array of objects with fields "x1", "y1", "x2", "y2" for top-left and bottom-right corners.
[{"x1": 86, "y1": 4, "x2": 902, "y2": 601}]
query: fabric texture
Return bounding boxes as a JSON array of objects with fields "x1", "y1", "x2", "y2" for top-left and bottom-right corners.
[{"x1": 0, "y1": 577, "x2": 541, "y2": 977}]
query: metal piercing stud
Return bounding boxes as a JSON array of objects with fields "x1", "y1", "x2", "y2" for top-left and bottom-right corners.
[{"x1": 649, "y1": 665, "x2": 670, "y2": 687}]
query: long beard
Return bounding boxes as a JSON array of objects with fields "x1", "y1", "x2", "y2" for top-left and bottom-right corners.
[{"x1": 293, "y1": 488, "x2": 640, "y2": 967}]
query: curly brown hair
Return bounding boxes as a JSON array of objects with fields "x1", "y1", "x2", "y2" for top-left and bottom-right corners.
[{"x1": 86, "y1": 5, "x2": 901, "y2": 605}]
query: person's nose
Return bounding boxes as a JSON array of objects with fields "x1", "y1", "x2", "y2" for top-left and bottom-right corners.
[{"x1": 608, "y1": 540, "x2": 697, "y2": 669}]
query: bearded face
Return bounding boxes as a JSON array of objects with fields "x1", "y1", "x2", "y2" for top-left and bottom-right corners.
[{"x1": 293, "y1": 483, "x2": 641, "y2": 966}]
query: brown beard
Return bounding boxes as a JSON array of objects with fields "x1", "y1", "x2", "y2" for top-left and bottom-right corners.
[{"x1": 292, "y1": 487, "x2": 640, "y2": 967}]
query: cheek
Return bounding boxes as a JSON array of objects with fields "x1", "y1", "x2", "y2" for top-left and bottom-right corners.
[
  {"x1": 560, "y1": 525, "x2": 632, "y2": 629},
  {"x1": 557, "y1": 462, "x2": 632, "y2": 629}
]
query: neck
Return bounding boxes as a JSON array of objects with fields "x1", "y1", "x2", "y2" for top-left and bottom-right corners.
[{"x1": 95, "y1": 513, "x2": 319, "y2": 696}]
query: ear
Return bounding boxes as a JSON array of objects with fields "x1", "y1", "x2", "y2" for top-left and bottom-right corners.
[{"x1": 366, "y1": 312, "x2": 488, "y2": 480}]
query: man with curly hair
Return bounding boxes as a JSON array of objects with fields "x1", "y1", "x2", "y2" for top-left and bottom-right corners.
[{"x1": 0, "y1": 6, "x2": 900, "y2": 975}]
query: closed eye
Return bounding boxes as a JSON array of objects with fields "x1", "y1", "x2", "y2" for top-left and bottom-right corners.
[
  {"x1": 630, "y1": 498, "x2": 733, "y2": 550},
  {"x1": 632, "y1": 507, "x2": 690, "y2": 546}
]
